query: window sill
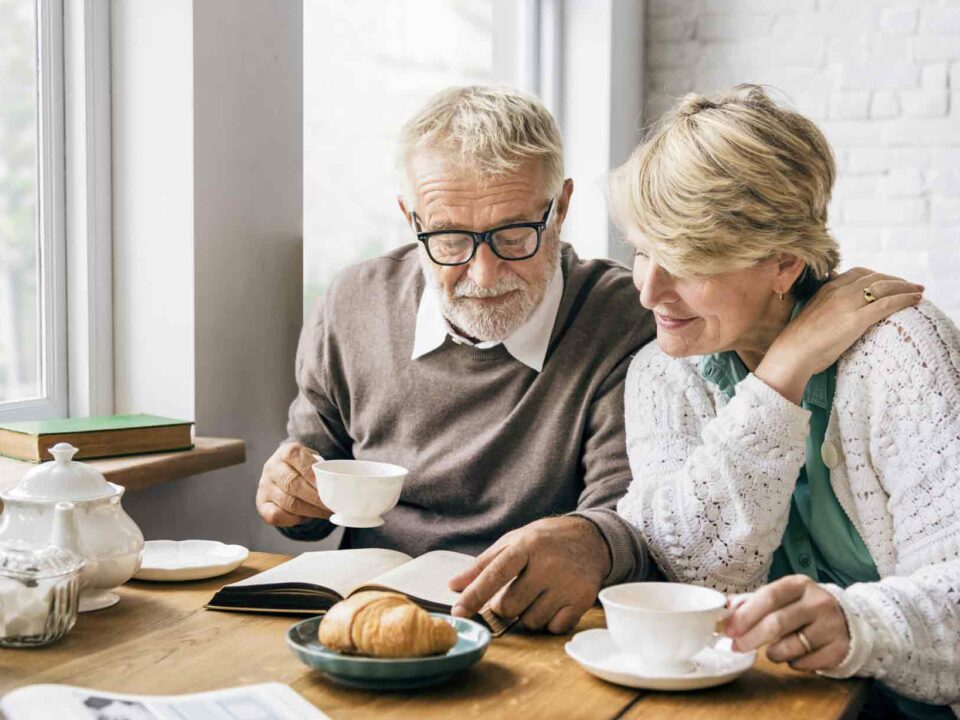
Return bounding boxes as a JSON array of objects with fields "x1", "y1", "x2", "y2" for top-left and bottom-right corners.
[{"x1": 0, "y1": 437, "x2": 246, "y2": 498}]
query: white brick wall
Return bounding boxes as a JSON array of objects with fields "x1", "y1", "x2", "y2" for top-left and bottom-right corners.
[{"x1": 645, "y1": 0, "x2": 960, "y2": 321}]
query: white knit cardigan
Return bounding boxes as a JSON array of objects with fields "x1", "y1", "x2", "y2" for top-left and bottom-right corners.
[{"x1": 618, "y1": 301, "x2": 960, "y2": 713}]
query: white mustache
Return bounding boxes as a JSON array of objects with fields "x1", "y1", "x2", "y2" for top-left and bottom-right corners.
[{"x1": 453, "y1": 275, "x2": 526, "y2": 298}]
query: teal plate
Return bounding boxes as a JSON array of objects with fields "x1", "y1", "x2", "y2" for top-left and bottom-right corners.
[{"x1": 286, "y1": 613, "x2": 491, "y2": 690}]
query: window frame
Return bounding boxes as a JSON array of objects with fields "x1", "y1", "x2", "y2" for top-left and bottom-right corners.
[
  {"x1": 64, "y1": 0, "x2": 114, "y2": 418},
  {"x1": 0, "y1": 0, "x2": 67, "y2": 421},
  {"x1": 492, "y1": 0, "x2": 563, "y2": 123},
  {"x1": 0, "y1": 0, "x2": 113, "y2": 422}
]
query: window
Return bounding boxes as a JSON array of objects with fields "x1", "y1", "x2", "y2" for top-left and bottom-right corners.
[
  {"x1": 0, "y1": 0, "x2": 113, "y2": 422},
  {"x1": 0, "y1": 0, "x2": 41, "y2": 405},
  {"x1": 303, "y1": 0, "x2": 501, "y2": 314},
  {"x1": 0, "y1": 0, "x2": 66, "y2": 420}
]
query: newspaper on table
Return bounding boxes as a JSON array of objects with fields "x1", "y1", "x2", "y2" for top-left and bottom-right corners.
[{"x1": 0, "y1": 682, "x2": 329, "y2": 720}]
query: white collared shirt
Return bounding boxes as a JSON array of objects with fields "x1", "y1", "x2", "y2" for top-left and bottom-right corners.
[{"x1": 411, "y1": 262, "x2": 564, "y2": 373}]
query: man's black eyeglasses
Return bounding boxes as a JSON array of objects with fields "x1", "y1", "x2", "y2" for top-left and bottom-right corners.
[{"x1": 412, "y1": 199, "x2": 555, "y2": 266}]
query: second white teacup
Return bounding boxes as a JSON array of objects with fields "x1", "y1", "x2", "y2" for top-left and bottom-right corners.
[
  {"x1": 312, "y1": 459, "x2": 408, "y2": 528},
  {"x1": 598, "y1": 582, "x2": 728, "y2": 674}
]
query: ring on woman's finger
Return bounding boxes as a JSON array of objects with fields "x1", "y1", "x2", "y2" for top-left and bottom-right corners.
[
  {"x1": 796, "y1": 629, "x2": 814, "y2": 655},
  {"x1": 862, "y1": 286, "x2": 878, "y2": 304}
]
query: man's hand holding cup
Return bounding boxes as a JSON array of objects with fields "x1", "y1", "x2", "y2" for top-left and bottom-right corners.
[{"x1": 256, "y1": 442, "x2": 331, "y2": 527}]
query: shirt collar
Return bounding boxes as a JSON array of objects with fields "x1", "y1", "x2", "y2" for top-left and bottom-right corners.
[
  {"x1": 411, "y1": 262, "x2": 564, "y2": 373},
  {"x1": 699, "y1": 352, "x2": 747, "y2": 399}
]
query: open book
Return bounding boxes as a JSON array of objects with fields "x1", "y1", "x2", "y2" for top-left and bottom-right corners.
[
  {"x1": 205, "y1": 548, "x2": 512, "y2": 636},
  {"x1": 0, "y1": 682, "x2": 326, "y2": 720}
]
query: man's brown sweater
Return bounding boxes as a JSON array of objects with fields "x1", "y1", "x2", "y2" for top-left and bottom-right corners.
[{"x1": 282, "y1": 242, "x2": 656, "y2": 584}]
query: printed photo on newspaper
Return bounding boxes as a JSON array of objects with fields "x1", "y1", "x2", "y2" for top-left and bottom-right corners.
[{"x1": 0, "y1": 681, "x2": 329, "y2": 720}]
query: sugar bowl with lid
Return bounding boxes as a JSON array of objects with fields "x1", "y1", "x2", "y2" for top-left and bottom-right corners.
[{"x1": 0, "y1": 443, "x2": 144, "y2": 612}]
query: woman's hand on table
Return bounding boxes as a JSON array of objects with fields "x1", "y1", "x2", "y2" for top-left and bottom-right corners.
[
  {"x1": 448, "y1": 516, "x2": 610, "y2": 634},
  {"x1": 724, "y1": 574, "x2": 850, "y2": 671},
  {"x1": 256, "y1": 442, "x2": 331, "y2": 527},
  {"x1": 756, "y1": 267, "x2": 923, "y2": 404}
]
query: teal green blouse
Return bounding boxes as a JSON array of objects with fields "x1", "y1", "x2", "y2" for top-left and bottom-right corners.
[{"x1": 699, "y1": 350, "x2": 879, "y2": 589}]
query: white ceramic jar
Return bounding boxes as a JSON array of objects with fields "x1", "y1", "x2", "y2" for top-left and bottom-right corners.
[{"x1": 0, "y1": 443, "x2": 144, "y2": 612}]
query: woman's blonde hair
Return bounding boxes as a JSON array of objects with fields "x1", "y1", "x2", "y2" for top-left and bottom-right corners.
[
  {"x1": 610, "y1": 84, "x2": 840, "y2": 292},
  {"x1": 398, "y1": 85, "x2": 564, "y2": 205}
]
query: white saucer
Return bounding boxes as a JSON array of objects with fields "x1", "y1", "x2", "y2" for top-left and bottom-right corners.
[
  {"x1": 565, "y1": 629, "x2": 756, "y2": 691},
  {"x1": 134, "y1": 540, "x2": 249, "y2": 582}
]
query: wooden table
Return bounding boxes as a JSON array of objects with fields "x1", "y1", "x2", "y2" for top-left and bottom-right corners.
[{"x1": 0, "y1": 553, "x2": 868, "y2": 720}]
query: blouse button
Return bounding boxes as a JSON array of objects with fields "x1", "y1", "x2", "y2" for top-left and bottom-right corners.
[{"x1": 820, "y1": 441, "x2": 839, "y2": 469}]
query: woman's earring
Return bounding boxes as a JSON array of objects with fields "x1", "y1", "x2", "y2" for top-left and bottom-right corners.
[{"x1": 778, "y1": 292, "x2": 784, "y2": 301}]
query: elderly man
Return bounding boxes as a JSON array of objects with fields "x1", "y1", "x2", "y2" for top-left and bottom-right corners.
[{"x1": 256, "y1": 85, "x2": 655, "y2": 633}]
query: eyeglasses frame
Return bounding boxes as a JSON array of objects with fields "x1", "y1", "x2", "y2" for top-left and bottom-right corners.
[{"x1": 411, "y1": 199, "x2": 556, "y2": 266}]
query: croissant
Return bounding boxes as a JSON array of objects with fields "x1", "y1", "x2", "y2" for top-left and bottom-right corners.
[{"x1": 318, "y1": 591, "x2": 458, "y2": 658}]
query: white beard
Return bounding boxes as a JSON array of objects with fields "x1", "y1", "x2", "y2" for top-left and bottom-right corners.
[{"x1": 421, "y1": 241, "x2": 559, "y2": 343}]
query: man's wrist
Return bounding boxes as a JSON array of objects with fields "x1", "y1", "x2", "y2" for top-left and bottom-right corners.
[
  {"x1": 277, "y1": 516, "x2": 334, "y2": 541},
  {"x1": 575, "y1": 516, "x2": 612, "y2": 583}
]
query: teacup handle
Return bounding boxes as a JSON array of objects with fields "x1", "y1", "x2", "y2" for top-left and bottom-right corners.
[
  {"x1": 308, "y1": 453, "x2": 324, "y2": 486},
  {"x1": 714, "y1": 612, "x2": 731, "y2": 636},
  {"x1": 715, "y1": 592, "x2": 755, "y2": 635}
]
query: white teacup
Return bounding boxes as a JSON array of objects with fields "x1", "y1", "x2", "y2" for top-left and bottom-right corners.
[
  {"x1": 311, "y1": 459, "x2": 408, "y2": 528},
  {"x1": 598, "y1": 582, "x2": 729, "y2": 674}
]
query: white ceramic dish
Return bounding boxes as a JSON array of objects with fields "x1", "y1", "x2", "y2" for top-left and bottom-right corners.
[
  {"x1": 287, "y1": 614, "x2": 490, "y2": 690},
  {"x1": 133, "y1": 540, "x2": 249, "y2": 582},
  {"x1": 565, "y1": 628, "x2": 756, "y2": 692}
]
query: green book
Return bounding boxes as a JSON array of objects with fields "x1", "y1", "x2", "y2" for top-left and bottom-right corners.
[{"x1": 0, "y1": 414, "x2": 194, "y2": 463}]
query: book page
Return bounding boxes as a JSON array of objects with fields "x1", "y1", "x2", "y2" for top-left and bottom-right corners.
[
  {"x1": 0, "y1": 682, "x2": 328, "y2": 720},
  {"x1": 351, "y1": 550, "x2": 475, "y2": 609},
  {"x1": 225, "y1": 549, "x2": 412, "y2": 599}
]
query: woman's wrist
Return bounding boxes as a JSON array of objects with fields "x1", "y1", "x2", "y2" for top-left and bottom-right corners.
[
  {"x1": 754, "y1": 349, "x2": 813, "y2": 405},
  {"x1": 816, "y1": 584, "x2": 873, "y2": 679}
]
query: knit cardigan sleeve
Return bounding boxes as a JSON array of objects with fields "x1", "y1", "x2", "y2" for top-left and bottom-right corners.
[
  {"x1": 816, "y1": 303, "x2": 960, "y2": 711},
  {"x1": 617, "y1": 342, "x2": 811, "y2": 592}
]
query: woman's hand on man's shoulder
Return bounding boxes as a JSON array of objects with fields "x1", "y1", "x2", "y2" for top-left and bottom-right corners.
[{"x1": 756, "y1": 268, "x2": 924, "y2": 404}]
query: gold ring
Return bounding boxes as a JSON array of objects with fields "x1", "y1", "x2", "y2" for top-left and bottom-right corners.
[
  {"x1": 863, "y1": 287, "x2": 878, "y2": 304},
  {"x1": 796, "y1": 629, "x2": 814, "y2": 655}
]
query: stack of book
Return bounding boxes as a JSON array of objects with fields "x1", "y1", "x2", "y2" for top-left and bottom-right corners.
[{"x1": 0, "y1": 414, "x2": 194, "y2": 463}]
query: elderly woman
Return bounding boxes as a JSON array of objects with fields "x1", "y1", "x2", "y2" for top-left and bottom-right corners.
[{"x1": 612, "y1": 85, "x2": 959, "y2": 718}]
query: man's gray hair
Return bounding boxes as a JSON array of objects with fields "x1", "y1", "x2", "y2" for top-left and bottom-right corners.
[{"x1": 398, "y1": 85, "x2": 564, "y2": 207}]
